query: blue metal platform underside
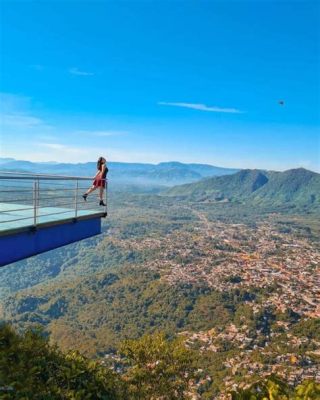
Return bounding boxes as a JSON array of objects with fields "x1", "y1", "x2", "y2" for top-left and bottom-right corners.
[{"x1": 0, "y1": 203, "x2": 104, "y2": 267}]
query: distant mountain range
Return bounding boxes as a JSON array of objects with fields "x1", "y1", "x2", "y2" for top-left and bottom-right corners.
[
  {"x1": 0, "y1": 158, "x2": 239, "y2": 186},
  {"x1": 165, "y1": 168, "x2": 320, "y2": 209},
  {"x1": 1, "y1": 159, "x2": 318, "y2": 208}
]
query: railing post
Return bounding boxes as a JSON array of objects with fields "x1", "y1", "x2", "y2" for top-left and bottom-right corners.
[
  {"x1": 33, "y1": 179, "x2": 39, "y2": 226},
  {"x1": 74, "y1": 179, "x2": 79, "y2": 218},
  {"x1": 105, "y1": 180, "x2": 108, "y2": 214}
]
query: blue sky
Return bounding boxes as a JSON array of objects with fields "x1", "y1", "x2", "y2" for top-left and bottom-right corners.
[{"x1": 0, "y1": 0, "x2": 319, "y2": 171}]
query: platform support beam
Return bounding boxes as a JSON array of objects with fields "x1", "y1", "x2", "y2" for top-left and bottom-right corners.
[{"x1": 0, "y1": 217, "x2": 101, "y2": 267}]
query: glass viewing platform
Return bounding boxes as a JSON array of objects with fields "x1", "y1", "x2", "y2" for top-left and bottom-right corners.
[{"x1": 0, "y1": 172, "x2": 107, "y2": 267}]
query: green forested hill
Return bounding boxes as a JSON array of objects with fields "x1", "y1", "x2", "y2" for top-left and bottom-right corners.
[
  {"x1": 253, "y1": 168, "x2": 320, "y2": 206},
  {"x1": 1, "y1": 266, "x2": 258, "y2": 354},
  {"x1": 164, "y1": 168, "x2": 320, "y2": 210},
  {"x1": 165, "y1": 169, "x2": 269, "y2": 200}
]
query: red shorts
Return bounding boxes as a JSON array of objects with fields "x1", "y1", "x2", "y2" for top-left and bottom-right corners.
[{"x1": 93, "y1": 177, "x2": 106, "y2": 188}]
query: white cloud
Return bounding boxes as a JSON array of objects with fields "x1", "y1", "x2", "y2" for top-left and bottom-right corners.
[
  {"x1": 76, "y1": 130, "x2": 129, "y2": 137},
  {"x1": 1, "y1": 113, "x2": 44, "y2": 128},
  {"x1": 2, "y1": 141, "x2": 174, "y2": 164},
  {"x1": 158, "y1": 101, "x2": 242, "y2": 114},
  {"x1": 69, "y1": 67, "x2": 94, "y2": 76},
  {"x1": 0, "y1": 92, "x2": 32, "y2": 112},
  {"x1": 0, "y1": 92, "x2": 133, "y2": 165},
  {"x1": 37, "y1": 142, "x2": 87, "y2": 154},
  {"x1": 37, "y1": 134, "x2": 59, "y2": 141},
  {"x1": 0, "y1": 92, "x2": 51, "y2": 130},
  {"x1": 15, "y1": 142, "x2": 94, "y2": 163}
]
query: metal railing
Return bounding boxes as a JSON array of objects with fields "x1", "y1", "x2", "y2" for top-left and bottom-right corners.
[{"x1": 0, "y1": 172, "x2": 107, "y2": 231}]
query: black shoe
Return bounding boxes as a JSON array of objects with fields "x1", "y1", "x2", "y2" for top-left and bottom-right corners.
[
  {"x1": 82, "y1": 194, "x2": 88, "y2": 201},
  {"x1": 99, "y1": 200, "x2": 106, "y2": 206}
]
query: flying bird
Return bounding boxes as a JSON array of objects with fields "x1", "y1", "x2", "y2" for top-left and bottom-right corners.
[{"x1": 278, "y1": 100, "x2": 285, "y2": 106}]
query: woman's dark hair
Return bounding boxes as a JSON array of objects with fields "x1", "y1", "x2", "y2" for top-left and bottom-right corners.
[{"x1": 97, "y1": 157, "x2": 105, "y2": 171}]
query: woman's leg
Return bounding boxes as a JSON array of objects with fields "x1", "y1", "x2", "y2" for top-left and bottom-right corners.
[
  {"x1": 99, "y1": 187, "x2": 104, "y2": 200},
  {"x1": 83, "y1": 186, "x2": 97, "y2": 200},
  {"x1": 99, "y1": 187, "x2": 106, "y2": 206},
  {"x1": 86, "y1": 186, "x2": 97, "y2": 195}
]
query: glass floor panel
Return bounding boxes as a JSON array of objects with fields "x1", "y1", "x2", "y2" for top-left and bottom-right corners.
[{"x1": 0, "y1": 203, "x2": 103, "y2": 233}]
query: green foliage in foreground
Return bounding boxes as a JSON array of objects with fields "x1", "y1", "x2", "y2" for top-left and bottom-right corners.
[
  {"x1": 232, "y1": 376, "x2": 320, "y2": 400},
  {"x1": 0, "y1": 323, "x2": 126, "y2": 399},
  {"x1": 120, "y1": 332, "x2": 195, "y2": 399},
  {"x1": 0, "y1": 324, "x2": 194, "y2": 400},
  {"x1": 1, "y1": 323, "x2": 319, "y2": 400}
]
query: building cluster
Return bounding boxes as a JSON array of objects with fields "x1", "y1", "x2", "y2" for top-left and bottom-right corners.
[
  {"x1": 180, "y1": 321, "x2": 320, "y2": 396},
  {"x1": 117, "y1": 212, "x2": 319, "y2": 318}
]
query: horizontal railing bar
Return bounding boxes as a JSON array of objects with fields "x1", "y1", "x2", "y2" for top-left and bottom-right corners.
[
  {"x1": 41, "y1": 191, "x2": 93, "y2": 195},
  {"x1": 0, "y1": 172, "x2": 107, "y2": 181},
  {"x1": 37, "y1": 209, "x2": 101, "y2": 218},
  {"x1": 0, "y1": 184, "x2": 104, "y2": 189},
  {"x1": 0, "y1": 190, "x2": 32, "y2": 193},
  {"x1": 0, "y1": 181, "x2": 106, "y2": 189},
  {"x1": 38, "y1": 202, "x2": 96, "y2": 208},
  {"x1": 38, "y1": 203, "x2": 100, "y2": 208},
  {"x1": 38, "y1": 203, "x2": 98, "y2": 213},
  {"x1": 0, "y1": 206, "x2": 35, "y2": 213},
  {"x1": 38, "y1": 189, "x2": 84, "y2": 197},
  {"x1": 0, "y1": 206, "x2": 100, "y2": 216},
  {"x1": 0, "y1": 176, "x2": 92, "y2": 181},
  {"x1": 33, "y1": 181, "x2": 89, "y2": 186},
  {"x1": 80, "y1": 206, "x2": 101, "y2": 209},
  {"x1": 39, "y1": 188, "x2": 87, "y2": 192},
  {"x1": 41, "y1": 189, "x2": 90, "y2": 192},
  {"x1": 37, "y1": 183, "x2": 106, "y2": 188},
  {"x1": 38, "y1": 203, "x2": 75, "y2": 208},
  {"x1": 37, "y1": 210, "x2": 78, "y2": 217},
  {"x1": 0, "y1": 215, "x2": 35, "y2": 223},
  {"x1": 0, "y1": 200, "x2": 33, "y2": 204},
  {"x1": 0, "y1": 199, "x2": 100, "y2": 206},
  {"x1": 38, "y1": 196, "x2": 75, "y2": 200},
  {"x1": 80, "y1": 206, "x2": 104, "y2": 209},
  {"x1": 0, "y1": 186, "x2": 32, "y2": 191},
  {"x1": 0, "y1": 198, "x2": 96, "y2": 209},
  {"x1": 0, "y1": 188, "x2": 88, "y2": 193},
  {"x1": 37, "y1": 195, "x2": 83, "y2": 201},
  {"x1": 0, "y1": 198, "x2": 32, "y2": 204}
]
